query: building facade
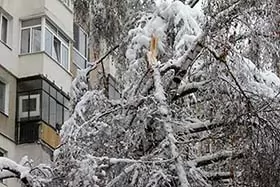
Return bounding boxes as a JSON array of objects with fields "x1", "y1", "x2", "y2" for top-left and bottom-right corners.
[{"x1": 0, "y1": 0, "x2": 88, "y2": 186}]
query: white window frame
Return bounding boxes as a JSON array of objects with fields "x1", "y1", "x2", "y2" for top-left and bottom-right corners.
[
  {"x1": 20, "y1": 21, "x2": 42, "y2": 54},
  {"x1": 19, "y1": 94, "x2": 40, "y2": 118},
  {"x1": 73, "y1": 24, "x2": 88, "y2": 69},
  {"x1": 0, "y1": 13, "x2": 9, "y2": 45},
  {"x1": 20, "y1": 17, "x2": 70, "y2": 71},
  {"x1": 45, "y1": 20, "x2": 70, "y2": 70}
]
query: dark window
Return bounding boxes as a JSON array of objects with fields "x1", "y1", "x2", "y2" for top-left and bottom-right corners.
[
  {"x1": 1, "y1": 16, "x2": 8, "y2": 43},
  {"x1": 42, "y1": 80, "x2": 49, "y2": 92},
  {"x1": 19, "y1": 123, "x2": 39, "y2": 143},
  {"x1": 56, "y1": 103, "x2": 63, "y2": 126},
  {"x1": 53, "y1": 37, "x2": 61, "y2": 62},
  {"x1": 49, "y1": 97, "x2": 56, "y2": 127},
  {"x1": 29, "y1": 98, "x2": 37, "y2": 111},
  {"x1": 0, "y1": 81, "x2": 5, "y2": 113},
  {"x1": 18, "y1": 93, "x2": 40, "y2": 120},
  {"x1": 18, "y1": 79, "x2": 41, "y2": 92},
  {"x1": 42, "y1": 91, "x2": 49, "y2": 123},
  {"x1": 22, "y1": 99, "x2": 29, "y2": 112},
  {"x1": 50, "y1": 86, "x2": 56, "y2": 98}
]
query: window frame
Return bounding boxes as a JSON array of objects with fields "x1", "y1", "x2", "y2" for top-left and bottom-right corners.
[
  {"x1": 20, "y1": 18, "x2": 70, "y2": 71},
  {"x1": 0, "y1": 14, "x2": 8, "y2": 44},
  {"x1": 20, "y1": 20, "x2": 41, "y2": 54},
  {"x1": 45, "y1": 21, "x2": 70, "y2": 70},
  {"x1": 73, "y1": 24, "x2": 88, "y2": 69},
  {"x1": 19, "y1": 94, "x2": 40, "y2": 118}
]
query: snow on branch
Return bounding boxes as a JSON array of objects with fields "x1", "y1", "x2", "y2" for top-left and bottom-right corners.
[
  {"x1": 0, "y1": 157, "x2": 54, "y2": 187},
  {"x1": 152, "y1": 60, "x2": 190, "y2": 186},
  {"x1": 189, "y1": 150, "x2": 243, "y2": 167}
]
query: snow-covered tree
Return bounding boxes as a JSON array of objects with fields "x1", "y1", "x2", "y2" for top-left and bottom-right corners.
[
  {"x1": 1, "y1": 0, "x2": 280, "y2": 187},
  {"x1": 54, "y1": 0, "x2": 280, "y2": 186}
]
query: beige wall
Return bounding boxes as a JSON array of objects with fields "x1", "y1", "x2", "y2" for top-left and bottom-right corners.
[{"x1": 0, "y1": 66, "x2": 17, "y2": 140}]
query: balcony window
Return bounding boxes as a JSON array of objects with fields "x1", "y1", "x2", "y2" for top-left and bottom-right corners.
[
  {"x1": 17, "y1": 77, "x2": 70, "y2": 129},
  {"x1": 73, "y1": 23, "x2": 88, "y2": 69},
  {"x1": 20, "y1": 18, "x2": 41, "y2": 54},
  {"x1": 20, "y1": 18, "x2": 70, "y2": 70},
  {"x1": 45, "y1": 20, "x2": 69, "y2": 70},
  {"x1": 19, "y1": 94, "x2": 40, "y2": 119}
]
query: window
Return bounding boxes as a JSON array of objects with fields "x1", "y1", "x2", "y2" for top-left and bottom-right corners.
[
  {"x1": 53, "y1": 36, "x2": 61, "y2": 61},
  {"x1": 32, "y1": 27, "x2": 41, "y2": 52},
  {"x1": 19, "y1": 94, "x2": 40, "y2": 118},
  {"x1": 17, "y1": 77, "x2": 70, "y2": 129},
  {"x1": 19, "y1": 122, "x2": 39, "y2": 143},
  {"x1": 45, "y1": 20, "x2": 69, "y2": 70},
  {"x1": 20, "y1": 18, "x2": 41, "y2": 53},
  {"x1": 21, "y1": 29, "x2": 30, "y2": 53},
  {"x1": 0, "y1": 81, "x2": 5, "y2": 113},
  {"x1": 1, "y1": 16, "x2": 8, "y2": 43},
  {"x1": 73, "y1": 23, "x2": 88, "y2": 69}
]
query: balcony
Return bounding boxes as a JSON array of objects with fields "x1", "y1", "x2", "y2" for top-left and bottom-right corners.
[{"x1": 17, "y1": 76, "x2": 69, "y2": 149}]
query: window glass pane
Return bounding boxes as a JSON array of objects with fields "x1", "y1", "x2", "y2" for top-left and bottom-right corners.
[
  {"x1": 45, "y1": 28, "x2": 53, "y2": 56},
  {"x1": 50, "y1": 86, "x2": 56, "y2": 98},
  {"x1": 46, "y1": 20, "x2": 57, "y2": 34},
  {"x1": 32, "y1": 27, "x2": 41, "y2": 52},
  {"x1": 22, "y1": 18, "x2": 41, "y2": 27},
  {"x1": 73, "y1": 23, "x2": 79, "y2": 49},
  {"x1": 63, "y1": 97, "x2": 69, "y2": 108},
  {"x1": 22, "y1": 99, "x2": 29, "y2": 112},
  {"x1": 79, "y1": 30, "x2": 86, "y2": 57},
  {"x1": 42, "y1": 80, "x2": 49, "y2": 93},
  {"x1": 0, "y1": 82, "x2": 5, "y2": 113},
  {"x1": 56, "y1": 103, "x2": 63, "y2": 127},
  {"x1": 73, "y1": 48, "x2": 87, "y2": 69},
  {"x1": 29, "y1": 98, "x2": 37, "y2": 111},
  {"x1": 57, "y1": 92, "x2": 63, "y2": 104},
  {"x1": 42, "y1": 91, "x2": 49, "y2": 123},
  {"x1": 21, "y1": 29, "x2": 30, "y2": 53},
  {"x1": 58, "y1": 31, "x2": 69, "y2": 44},
  {"x1": 49, "y1": 97, "x2": 56, "y2": 127},
  {"x1": 1, "y1": 16, "x2": 8, "y2": 43},
  {"x1": 61, "y1": 44, "x2": 68, "y2": 69},
  {"x1": 64, "y1": 107, "x2": 69, "y2": 122},
  {"x1": 52, "y1": 37, "x2": 61, "y2": 62}
]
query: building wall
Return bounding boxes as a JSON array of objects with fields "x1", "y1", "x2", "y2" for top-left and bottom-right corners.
[
  {"x1": 0, "y1": 66, "x2": 17, "y2": 140},
  {"x1": 0, "y1": 1, "x2": 76, "y2": 186}
]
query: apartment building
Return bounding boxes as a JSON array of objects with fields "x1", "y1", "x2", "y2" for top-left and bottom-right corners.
[{"x1": 0, "y1": 0, "x2": 88, "y2": 186}]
